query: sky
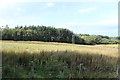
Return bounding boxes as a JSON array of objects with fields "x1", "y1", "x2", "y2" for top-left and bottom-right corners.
[{"x1": 0, "y1": 0, "x2": 119, "y2": 37}]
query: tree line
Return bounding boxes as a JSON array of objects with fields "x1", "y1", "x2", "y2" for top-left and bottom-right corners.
[
  {"x1": 79, "y1": 34, "x2": 118, "y2": 45},
  {"x1": 1, "y1": 25, "x2": 119, "y2": 45}
]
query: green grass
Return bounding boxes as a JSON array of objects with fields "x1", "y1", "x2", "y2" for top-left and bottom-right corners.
[{"x1": 1, "y1": 40, "x2": 119, "y2": 78}]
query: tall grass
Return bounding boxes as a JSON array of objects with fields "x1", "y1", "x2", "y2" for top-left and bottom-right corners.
[
  {"x1": 2, "y1": 50, "x2": 118, "y2": 78},
  {"x1": 1, "y1": 41, "x2": 118, "y2": 78}
]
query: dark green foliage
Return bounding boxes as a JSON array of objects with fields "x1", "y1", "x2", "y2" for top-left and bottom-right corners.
[
  {"x1": 80, "y1": 35, "x2": 102, "y2": 45},
  {"x1": 2, "y1": 27, "x2": 14, "y2": 40},
  {"x1": 74, "y1": 35, "x2": 85, "y2": 44},
  {"x1": 1, "y1": 25, "x2": 118, "y2": 45},
  {"x1": 2, "y1": 25, "x2": 85, "y2": 44},
  {"x1": 100, "y1": 38, "x2": 118, "y2": 44},
  {"x1": 98, "y1": 35, "x2": 109, "y2": 39},
  {"x1": 79, "y1": 35, "x2": 118, "y2": 45}
]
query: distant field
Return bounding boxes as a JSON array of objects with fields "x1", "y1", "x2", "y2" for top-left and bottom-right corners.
[{"x1": 1, "y1": 40, "x2": 118, "y2": 57}]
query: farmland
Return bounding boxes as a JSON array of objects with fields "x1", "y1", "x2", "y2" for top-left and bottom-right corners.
[
  {"x1": 1, "y1": 41, "x2": 118, "y2": 57},
  {"x1": 1, "y1": 2, "x2": 119, "y2": 78},
  {"x1": 1, "y1": 40, "x2": 118, "y2": 78}
]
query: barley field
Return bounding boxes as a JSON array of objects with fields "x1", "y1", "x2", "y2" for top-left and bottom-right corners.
[
  {"x1": 1, "y1": 41, "x2": 118, "y2": 57},
  {"x1": 1, "y1": 40, "x2": 119, "y2": 78}
]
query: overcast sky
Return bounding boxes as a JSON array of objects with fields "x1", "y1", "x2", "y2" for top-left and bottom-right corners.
[{"x1": 0, "y1": 0, "x2": 119, "y2": 36}]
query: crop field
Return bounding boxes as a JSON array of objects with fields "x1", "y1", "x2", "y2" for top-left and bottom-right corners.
[
  {"x1": 1, "y1": 40, "x2": 119, "y2": 78},
  {"x1": 1, "y1": 41, "x2": 118, "y2": 57}
]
